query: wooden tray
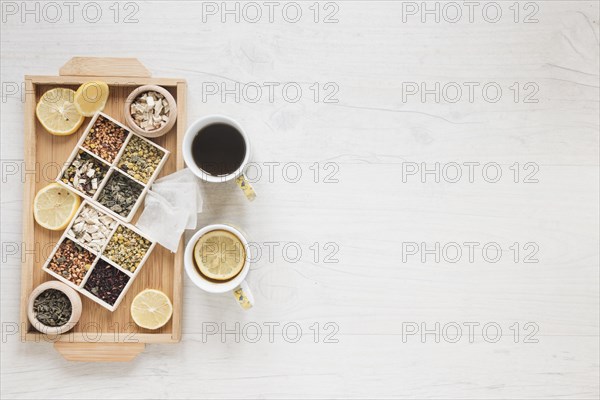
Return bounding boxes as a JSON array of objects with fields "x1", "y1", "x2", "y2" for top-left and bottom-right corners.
[{"x1": 20, "y1": 57, "x2": 186, "y2": 361}]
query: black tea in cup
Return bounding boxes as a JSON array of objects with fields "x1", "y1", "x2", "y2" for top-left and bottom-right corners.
[{"x1": 191, "y1": 123, "x2": 246, "y2": 177}]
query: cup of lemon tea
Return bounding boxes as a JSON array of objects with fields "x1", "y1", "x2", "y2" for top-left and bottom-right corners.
[{"x1": 184, "y1": 224, "x2": 254, "y2": 309}]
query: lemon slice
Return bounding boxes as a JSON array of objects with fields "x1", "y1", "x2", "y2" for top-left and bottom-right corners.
[
  {"x1": 33, "y1": 183, "x2": 81, "y2": 230},
  {"x1": 194, "y1": 230, "x2": 246, "y2": 281},
  {"x1": 36, "y1": 88, "x2": 85, "y2": 136},
  {"x1": 131, "y1": 289, "x2": 173, "y2": 330},
  {"x1": 74, "y1": 81, "x2": 109, "y2": 117}
]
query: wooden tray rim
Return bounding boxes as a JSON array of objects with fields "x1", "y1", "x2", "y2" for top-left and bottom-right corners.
[{"x1": 20, "y1": 74, "x2": 186, "y2": 344}]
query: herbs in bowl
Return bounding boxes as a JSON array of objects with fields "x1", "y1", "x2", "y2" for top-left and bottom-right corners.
[
  {"x1": 124, "y1": 85, "x2": 177, "y2": 138},
  {"x1": 27, "y1": 281, "x2": 82, "y2": 335},
  {"x1": 33, "y1": 289, "x2": 72, "y2": 327}
]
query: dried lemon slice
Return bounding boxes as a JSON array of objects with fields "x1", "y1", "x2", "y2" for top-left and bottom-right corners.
[
  {"x1": 74, "y1": 81, "x2": 109, "y2": 117},
  {"x1": 36, "y1": 88, "x2": 84, "y2": 136},
  {"x1": 130, "y1": 289, "x2": 173, "y2": 330},
  {"x1": 33, "y1": 183, "x2": 81, "y2": 230},
  {"x1": 194, "y1": 230, "x2": 245, "y2": 281}
]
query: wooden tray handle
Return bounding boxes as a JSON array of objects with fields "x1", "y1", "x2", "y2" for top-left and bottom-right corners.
[
  {"x1": 54, "y1": 342, "x2": 145, "y2": 362},
  {"x1": 59, "y1": 57, "x2": 151, "y2": 77}
]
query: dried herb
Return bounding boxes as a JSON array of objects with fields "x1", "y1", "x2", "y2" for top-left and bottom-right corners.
[
  {"x1": 82, "y1": 115, "x2": 129, "y2": 163},
  {"x1": 130, "y1": 91, "x2": 171, "y2": 132},
  {"x1": 104, "y1": 225, "x2": 151, "y2": 272},
  {"x1": 84, "y1": 259, "x2": 130, "y2": 305},
  {"x1": 117, "y1": 135, "x2": 164, "y2": 183},
  {"x1": 61, "y1": 150, "x2": 109, "y2": 196},
  {"x1": 68, "y1": 205, "x2": 117, "y2": 252},
  {"x1": 97, "y1": 171, "x2": 143, "y2": 217},
  {"x1": 33, "y1": 289, "x2": 72, "y2": 327},
  {"x1": 47, "y1": 238, "x2": 95, "y2": 286}
]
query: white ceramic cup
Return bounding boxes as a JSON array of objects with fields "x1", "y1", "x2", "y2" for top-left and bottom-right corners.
[
  {"x1": 183, "y1": 115, "x2": 256, "y2": 201},
  {"x1": 184, "y1": 224, "x2": 254, "y2": 310}
]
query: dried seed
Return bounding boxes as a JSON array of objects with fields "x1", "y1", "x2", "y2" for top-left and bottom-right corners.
[
  {"x1": 117, "y1": 135, "x2": 164, "y2": 184},
  {"x1": 104, "y1": 225, "x2": 151, "y2": 272},
  {"x1": 82, "y1": 115, "x2": 129, "y2": 163},
  {"x1": 48, "y1": 238, "x2": 95, "y2": 286},
  {"x1": 83, "y1": 260, "x2": 130, "y2": 306}
]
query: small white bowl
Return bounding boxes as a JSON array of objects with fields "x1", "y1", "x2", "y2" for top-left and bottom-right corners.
[
  {"x1": 28, "y1": 281, "x2": 82, "y2": 335},
  {"x1": 124, "y1": 85, "x2": 177, "y2": 138}
]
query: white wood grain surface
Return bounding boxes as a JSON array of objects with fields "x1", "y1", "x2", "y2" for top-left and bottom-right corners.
[{"x1": 1, "y1": 1, "x2": 598, "y2": 398}]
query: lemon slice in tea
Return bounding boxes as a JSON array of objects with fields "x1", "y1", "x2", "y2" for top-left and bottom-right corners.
[{"x1": 194, "y1": 230, "x2": 246, "y2": 281}]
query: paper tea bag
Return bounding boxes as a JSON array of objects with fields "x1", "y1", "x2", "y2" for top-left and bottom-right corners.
[
  {"x1": 136, "y1": 191, "x2": 189, "y2": 252},
  {"x1": 152, "y1": 181, "x2": 197, "y2": 230},
  {"x1": 137, "y1": 168, "x2": 204, "y2": 252},
  {"x1": 154, "y1": 168, "x2": 203, "y2": 211}
]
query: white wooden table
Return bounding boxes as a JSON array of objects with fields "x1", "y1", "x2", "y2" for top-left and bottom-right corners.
[{"x1": 1, "y1": 1, "x2": 598, "y2": 398}]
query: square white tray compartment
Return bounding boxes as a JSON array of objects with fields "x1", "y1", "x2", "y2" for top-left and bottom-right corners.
[
  {"x1": 42, "y1": 200, "x2": 156, "y2": 312},
  {"x1": 55, "y1": 112, "x2": 170, "y2": 223}
]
